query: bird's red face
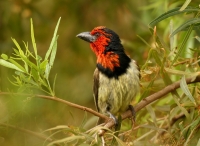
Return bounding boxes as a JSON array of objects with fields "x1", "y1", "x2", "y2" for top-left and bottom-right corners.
[
  {"x1": 77, "y1": 26, "x2": 121, "y2": 72},
  {"x1": 77, "y1": 26, "x2": 131, "y2": 78}
]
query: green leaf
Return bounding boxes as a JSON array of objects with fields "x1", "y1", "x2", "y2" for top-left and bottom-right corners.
[
  {"x1": 49, "y1": 36, "x2": 58, "y2": 68},
  {"x1": 180, "y1": 76, "x2": 196, "y2": 105},
  {"x1": 30, "y1": 18, "x2": 38, "y2": 60},
  {"x1": 0, "y1": 59, "x2": 24, "y2": 72},
  {"x1": 170, "y1": 18, "x2": 200, "y2": 37},
  {"x1": 20, "y1": 55, "x2": 38, "y2": 71},
  {"x1": 1, "y1": 54, "x2": 8, "y2": 60},
  {"x1": 39, "y1": 60, "x2": 48, "y2": 73},
  {"x1": 8, "y1": 58, "x2": 26, "y2": 73},
  {"x1": 11, "y1": 38, "x2": 25, "y2": 56},
  {"x1": 149, "y1": 7, "x2": 200, "y2": 27},
  {"x1": 171, "y1": 23, "x2": 193, "y2": 65},
  {"x1": 31, "y1": 67, "x2": 39, "y2": 81},
  {"x1": 45, "y1": 63, "x2": 50, "y2": 79},
  {"x1": 45, "y1": 17, "x2": 61, "y2": 60}
]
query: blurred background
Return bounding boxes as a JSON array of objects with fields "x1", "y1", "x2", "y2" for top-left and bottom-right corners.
[{"x1": 0, "y1": 0, "x2": 199, "y2": 145}]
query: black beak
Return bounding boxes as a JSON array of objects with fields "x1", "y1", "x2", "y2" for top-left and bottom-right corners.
[{"x1": 76, "y1": 32, "x2": 96, "y2": 43}]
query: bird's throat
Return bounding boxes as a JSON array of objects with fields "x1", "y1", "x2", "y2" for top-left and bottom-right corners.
[{"x1": 97, "y1": 52, "x2": 120, "y2": 72}]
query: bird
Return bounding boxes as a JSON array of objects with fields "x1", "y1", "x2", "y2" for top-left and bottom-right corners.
[{"x1": 76, "y1": 26, "x2": 140, "y2": 125}]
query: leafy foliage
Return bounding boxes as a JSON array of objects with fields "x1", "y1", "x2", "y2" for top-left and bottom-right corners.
[{"x1": 0, "y1": 18, "x2": 60, "y2": 96}]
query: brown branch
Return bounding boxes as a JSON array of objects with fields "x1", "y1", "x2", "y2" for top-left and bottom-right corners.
[
  {"x1": 98, "y1": 72, "x2": 200, "y2": 136},
  {"x1": 0, "y1": 92, "x2": 108, "y2": 121}
]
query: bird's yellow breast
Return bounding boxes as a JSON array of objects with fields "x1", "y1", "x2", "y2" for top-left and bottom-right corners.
[{"x1": 97, "y1": 60, "x2": 140, "y2": 115}]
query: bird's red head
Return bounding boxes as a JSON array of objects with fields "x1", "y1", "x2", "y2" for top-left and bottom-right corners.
[{"x1": 77, "y1": 26, "x2": 131, "y2": 78}]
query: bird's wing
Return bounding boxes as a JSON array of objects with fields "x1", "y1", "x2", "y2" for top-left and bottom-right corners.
[{"x1": 93, "y1": 68, "x2": 100, "y2": 112}]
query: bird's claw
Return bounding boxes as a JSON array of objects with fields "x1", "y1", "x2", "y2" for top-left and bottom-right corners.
[
  {"x1": 129, "y1": 105, "x2": 136, "y2": 121},
  {"x1": 107, "y1": 111, "x2": 118, "y2": 126}
]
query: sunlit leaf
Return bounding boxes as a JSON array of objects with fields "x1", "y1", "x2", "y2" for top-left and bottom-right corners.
[
  {"x1": 39, "y1": 60, "x2": 48, "y2": 74},
  {"x1": 30, "y1": 18, "x2": 38, "y2": 60},
  {"x1": 1, "y1": 54, "x2": 8, "y2": 60},
  {"x1": 45, "y1": 63, "x2": 50, "y2": 79},
  {"x1": 0, "y1": 59, "x2": 24, "y2": 72},
  {"x1": 8, "y1": 58, "x2": 26, "y2": 73},
  {"x1": 45, "y1": 17, "x2": 61, "y2": 60},
  {"x1": 49, "y1": 36, "x2": 58, "y2": 68},
  {"x1": 179, "y1": 0, "x2": 191, "y2": 11},
  {"x1": 43, "y1": 125, "x2": 70, "y2": 132},
  {"x1": 12, "y1": 38, "x2": 25, "y2": 56}
]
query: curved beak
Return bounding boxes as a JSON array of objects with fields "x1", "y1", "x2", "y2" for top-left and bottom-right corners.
[{"x1": 76, "y1": 32, "x2": 96, "y2": 43}]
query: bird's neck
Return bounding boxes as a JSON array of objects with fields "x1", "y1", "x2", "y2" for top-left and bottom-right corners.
[
  {"x1": 97, "y1": 52, "x2": 120, "y2": 72},
  {"x1": 96, "y1": 52, "x2": 131, "y2": 78}
]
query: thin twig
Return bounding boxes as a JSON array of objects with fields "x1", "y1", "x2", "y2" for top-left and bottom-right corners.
[{"x1": 0, "y1": 92, "x2": 108, "y2": 121}]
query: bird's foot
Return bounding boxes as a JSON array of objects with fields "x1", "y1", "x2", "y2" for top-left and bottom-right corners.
[
  {"x1": 128, "y1": 105, "x2": 136, "y2": 121},
  {"x1": 107, "y1": 111, "x2": 121, "y2": 131},
  {"x1": 107, "y1": 111, "x2": 118, "y2": 125}
]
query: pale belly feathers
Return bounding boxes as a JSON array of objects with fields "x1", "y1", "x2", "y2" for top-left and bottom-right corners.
[{"x1": 97, "y1": 60, "x2": 140, "y2": 115}]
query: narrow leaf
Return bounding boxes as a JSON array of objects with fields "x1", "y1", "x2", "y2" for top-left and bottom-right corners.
[
  {"x1": 49, "y1": 36, "x2": 58, "y2": 68},
  {"x1": 149, "y1": 7, "x2": 200, "y2": 27},
  {"x1": 45, "y1": 17, "x2": 61, "y2": 60},
  {"x1": 31, "y1": 67, "x2": 39, "y2": 81},
  {"x1": 8, "y1": 58, "x2": 26, "y2": 73},
  {"x1": 45, "y1": 63, "x2": 50, "y2": 79},
  {"x1": 179, "y1": 0, "x2": 191, "y2": 11},
  {"x1": 0, "y1": 59, "x2": 24, "y2": 72},
  {"x1": 12, "y1": 38, "x2": 25, "y2": 56},
  {"x1": 30, "y1": 18, "x2": 38, "y2": 59},
  {"x1": 171, "y1": 24, "x2": 193, "y2": 65},
  {"x1": 1, "y1": 54, "x2": 8, "y2": 60},
  {"x1": 39, "y1": 60, "x2": 48, "y2": 73},
  {"x1": 170, "y1": 18, "x2": 200, "y2": 37},
  {"x1": 180, "y1": 76, "x2": 196, "y2": 105}
]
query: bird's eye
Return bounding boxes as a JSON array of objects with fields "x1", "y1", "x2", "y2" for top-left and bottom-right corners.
[{"x1": 95, "y1": 32, "x2": 100, "y2": 37}]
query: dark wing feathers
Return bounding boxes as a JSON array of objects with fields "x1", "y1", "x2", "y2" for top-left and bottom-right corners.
[{"x1": 93, "y1": 68, "x2": 100, "y2": 112}]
